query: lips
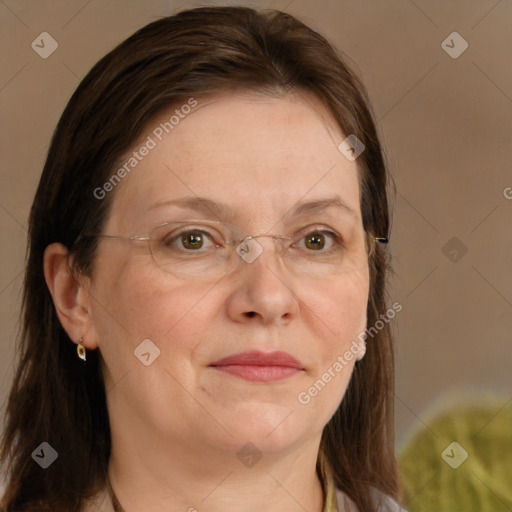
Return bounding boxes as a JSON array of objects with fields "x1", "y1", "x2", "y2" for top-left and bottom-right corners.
[
  {"x1": 209, "y1": 350, "x2": 304, "y2": 383},
  {"x1": 210, "y1": 350, "x2": 303, "y2": 368}
]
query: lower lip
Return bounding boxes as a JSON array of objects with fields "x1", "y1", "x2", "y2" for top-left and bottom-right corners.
[{"x1": 211, "y1": 365, "x2": 302, "y2": 382}]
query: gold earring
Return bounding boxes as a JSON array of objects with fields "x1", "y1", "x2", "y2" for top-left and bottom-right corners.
[
  {"x1": 356, "y1": 341, "x2": 367, "y2": 361},
  {"x1": 77, "y1": 338, "x2": 87, "y2": 362}
]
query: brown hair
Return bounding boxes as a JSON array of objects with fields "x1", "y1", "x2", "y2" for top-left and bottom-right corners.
[{"x1": 0, "y1": 6, "x2": 398, "y2": 511}]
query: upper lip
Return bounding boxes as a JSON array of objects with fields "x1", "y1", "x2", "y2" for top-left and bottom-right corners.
[{"x1": 209, "y1": 350, "x2": 304, "y2": 369}]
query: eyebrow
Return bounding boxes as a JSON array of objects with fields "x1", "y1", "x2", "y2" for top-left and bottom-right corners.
[
  {"x1": 147, "y1": 195, "x2": 358, "y2": 220},
  {"x1": 288, "y1": 197, "x2": 358, "y2": 219}
]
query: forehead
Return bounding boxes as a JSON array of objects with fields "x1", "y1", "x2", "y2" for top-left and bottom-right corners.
[{"x1": 106, "y1": 91, "x2": 362, "y2": 231}]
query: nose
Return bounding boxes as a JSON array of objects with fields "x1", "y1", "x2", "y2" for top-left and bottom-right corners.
[{"x1": 225, "y1": 236, "x2": 300, "y2": 326}]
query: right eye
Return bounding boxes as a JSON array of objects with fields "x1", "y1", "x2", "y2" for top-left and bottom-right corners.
[{"x1": 163, "y1": 228, "x2": 219, "y2": 251}]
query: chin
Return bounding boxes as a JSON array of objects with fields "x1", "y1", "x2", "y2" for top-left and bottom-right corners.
[{"x1": 214, "y1": 404, "x2": 320, "y2": 454}]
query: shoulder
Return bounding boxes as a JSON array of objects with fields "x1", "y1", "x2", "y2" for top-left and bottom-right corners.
[
  {"x1": 335, "y1": 487, "x2": 408, "y2": 512},
  {"x1": 81, "y1": 487, "x2": 115, "y2": 512},
  {"x1": 369, "y1": 487, "x2": 408, "y2": 512}
]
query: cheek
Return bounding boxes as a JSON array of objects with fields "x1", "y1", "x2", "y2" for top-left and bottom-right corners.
[
  {"x1": 91, "y1": 256, "x2": 217, "y2": 365},
  {"x1": 305, "y1": 268, "x2": 369, "y2": 350},
  {"x1": 296, "y1": 270, "x2": 369, "y2": 412}
]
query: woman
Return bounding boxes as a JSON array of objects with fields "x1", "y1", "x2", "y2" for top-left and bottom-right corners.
[{"x1": 0, "y1": 6, "x2": 404, "y2": 512}]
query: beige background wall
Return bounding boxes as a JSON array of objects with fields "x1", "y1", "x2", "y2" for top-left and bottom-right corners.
[{"x1": 1, "y1": 0, "x2": 510, "y2": 479}]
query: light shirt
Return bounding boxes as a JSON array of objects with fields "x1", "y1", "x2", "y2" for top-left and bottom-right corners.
[{"x1": 319, "y1": 450, "x2": 407, "y2": 512}]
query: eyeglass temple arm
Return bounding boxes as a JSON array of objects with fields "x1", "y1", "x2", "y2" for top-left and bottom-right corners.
[{"x1": 227, "y1": 233, "x2": 389, "y2": 244}]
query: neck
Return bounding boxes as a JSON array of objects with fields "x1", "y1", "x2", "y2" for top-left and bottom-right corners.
[{"x1": 107, "y1": 436, "x2": 325, "y2": 512}]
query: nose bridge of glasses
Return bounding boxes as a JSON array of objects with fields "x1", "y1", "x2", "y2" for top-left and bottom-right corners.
[
  {"x1": 231, "y1": 232, "x2": 291, "y2": 267},
  {"x1": 252, "y1": 232, "x2": 289, "y2": 242}
]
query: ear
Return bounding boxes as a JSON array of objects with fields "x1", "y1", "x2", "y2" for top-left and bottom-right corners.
[{"x1": 43, "y1": 242, "x2": 99, "y2": 350}]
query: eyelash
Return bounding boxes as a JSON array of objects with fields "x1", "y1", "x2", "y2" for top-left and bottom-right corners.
[{"x1": 290, "y1": 229, "x2": 344, "y2": 254}]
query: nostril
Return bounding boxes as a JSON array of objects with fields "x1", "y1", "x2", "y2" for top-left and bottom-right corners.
[{"x1": 245, "y1": 311, "x2": 257, "y2": 318}]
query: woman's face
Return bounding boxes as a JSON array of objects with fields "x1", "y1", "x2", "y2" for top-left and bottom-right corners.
[{"x1": 86, "y1": 91, "x2": 370, "y2": 458}]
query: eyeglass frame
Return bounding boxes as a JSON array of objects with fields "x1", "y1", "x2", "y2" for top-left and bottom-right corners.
[{"x1": 74, "y1": 218, "x2": 389, "y2": 274}]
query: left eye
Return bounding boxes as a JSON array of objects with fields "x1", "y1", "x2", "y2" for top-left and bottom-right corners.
[{"x1": 292, "y1": 230, "x2": 342, "y2": 252}]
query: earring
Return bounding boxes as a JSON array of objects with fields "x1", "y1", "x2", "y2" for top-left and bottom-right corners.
[
  {"x1": 77, "y1": 337, "x2": 87, "y2": 362},
  {"x1": 356, "y1": 341, "x2": 366, "y2": 361}
]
